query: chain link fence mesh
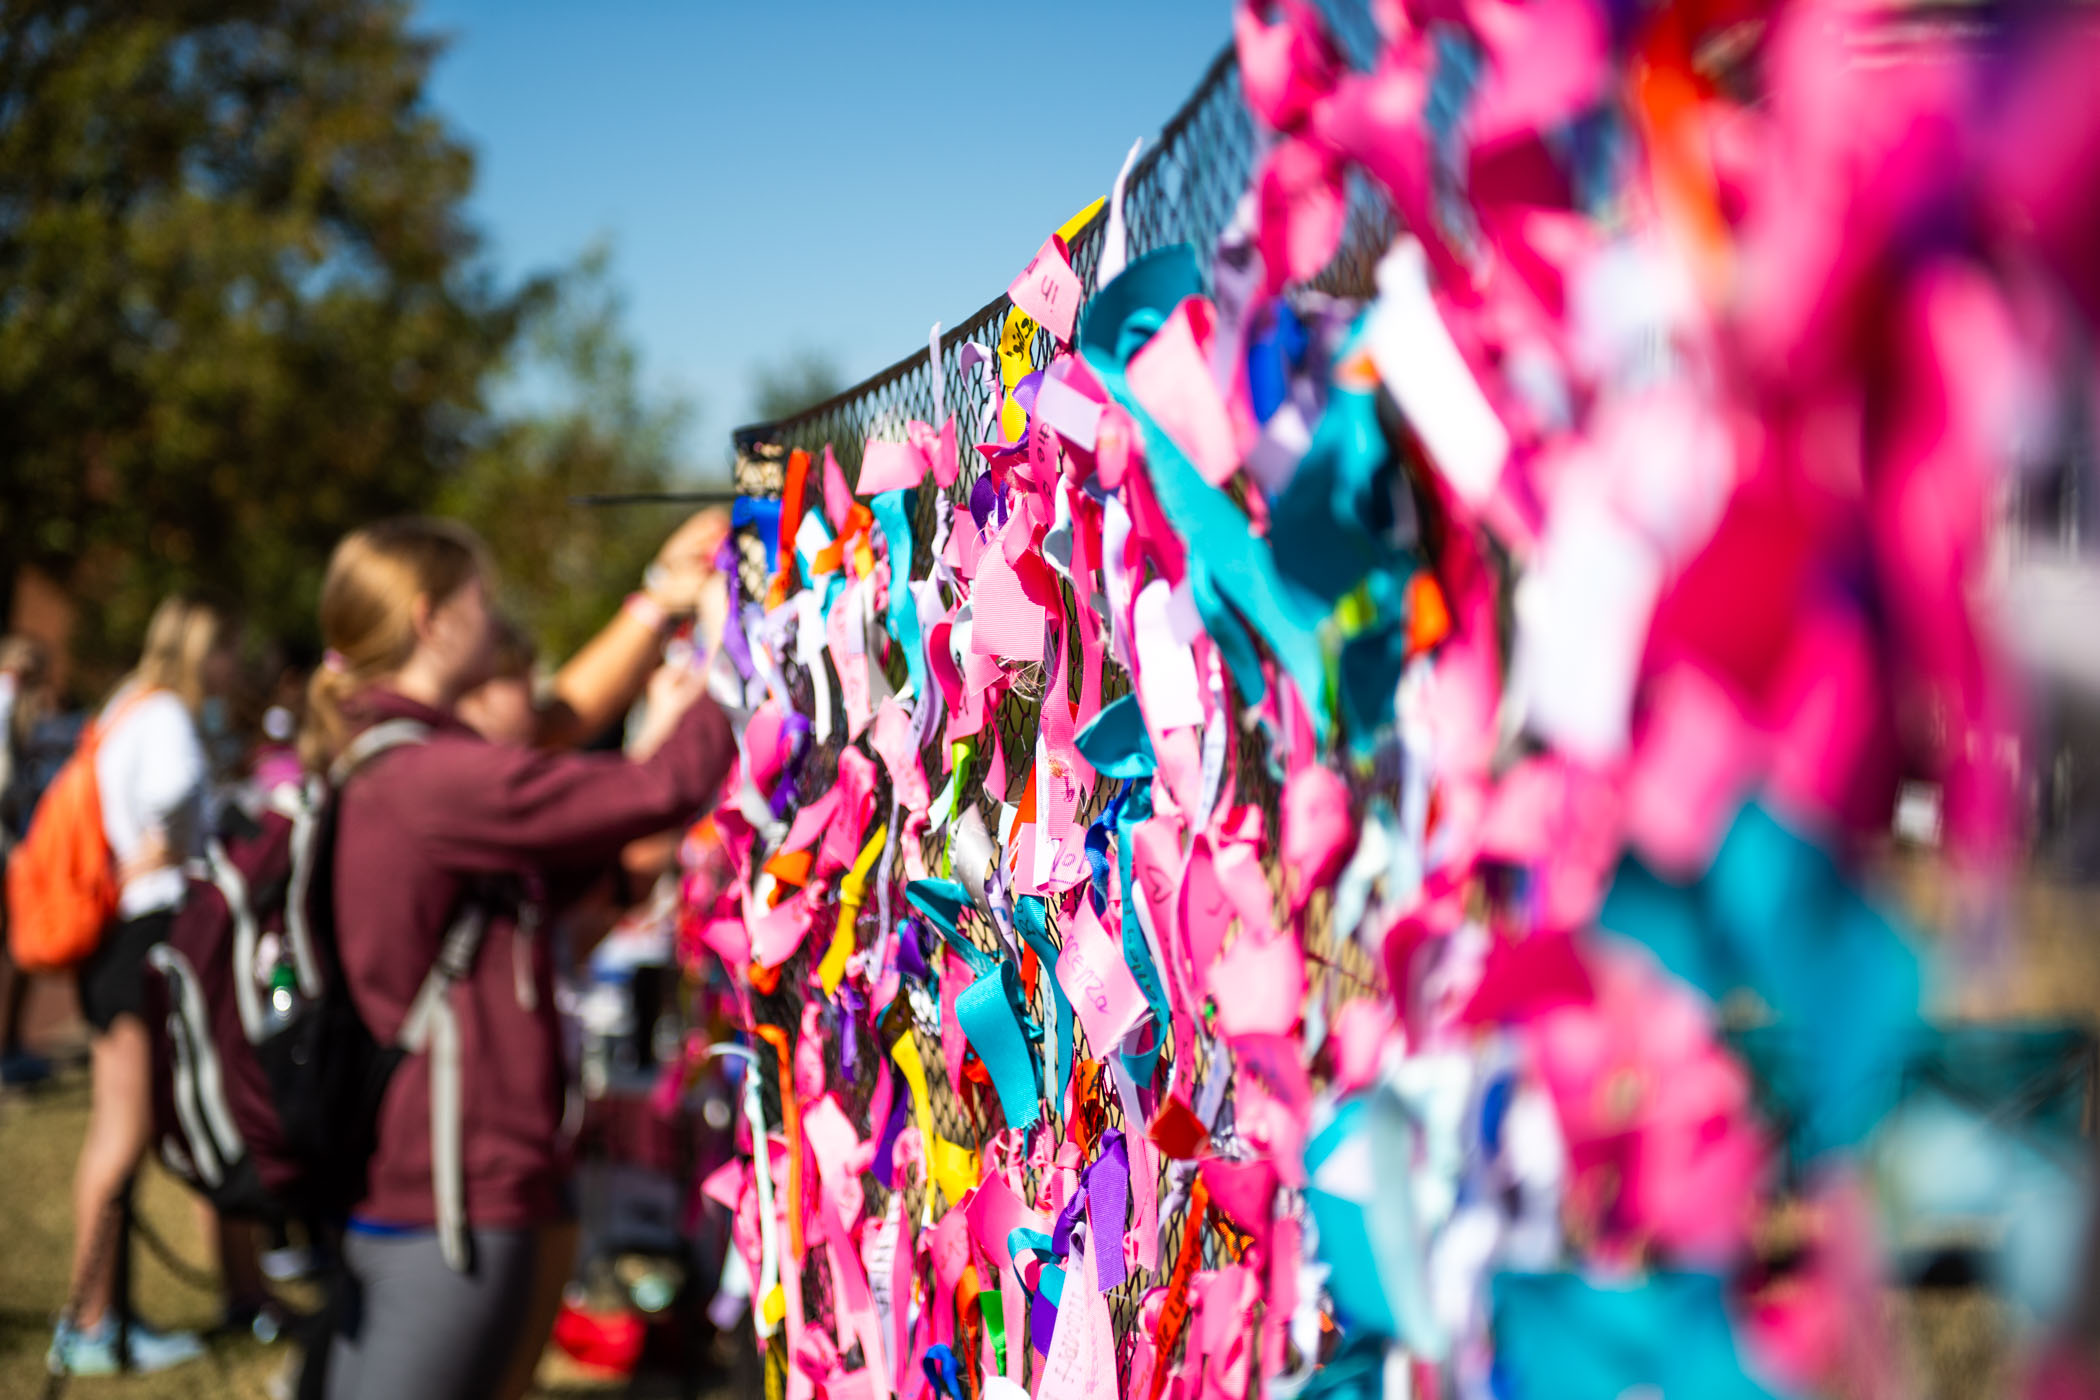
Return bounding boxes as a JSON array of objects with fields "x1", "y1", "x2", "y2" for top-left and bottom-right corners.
[{"x1": 724, "y1": 6, "x2": 1389, "y2": 1383}]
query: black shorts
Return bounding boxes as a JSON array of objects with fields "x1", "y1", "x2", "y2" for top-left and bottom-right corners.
[{"x1": 77, "y1": 910, "x2": 175, "y2": 1033}]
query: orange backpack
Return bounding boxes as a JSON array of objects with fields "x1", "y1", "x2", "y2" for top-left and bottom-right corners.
[{"x1": 6, "y1": 690, "x2": 155, "y2": 972}]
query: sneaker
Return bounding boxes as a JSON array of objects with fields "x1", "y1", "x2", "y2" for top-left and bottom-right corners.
[
  {"x1": 260, "y1": 1242, "x2": 316, "y2": 1283},
  {"x1": 47, "y1": 1316, "x2": 206, "y2": 1375},
  {"x1": 220, "y1": 1300, "x2": 290, "y2": 1345}
]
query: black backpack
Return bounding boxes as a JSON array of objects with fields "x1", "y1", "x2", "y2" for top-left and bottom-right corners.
[{"x1": 144, "y1": 720, "x2": 493, "y2": 1257}]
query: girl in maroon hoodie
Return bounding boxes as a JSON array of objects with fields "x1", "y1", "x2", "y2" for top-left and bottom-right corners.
[{"x1": 300, "y1": 517, "x2": 735, "y2": 1400}]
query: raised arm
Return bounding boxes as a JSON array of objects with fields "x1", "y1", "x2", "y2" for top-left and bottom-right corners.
[
  {"x1": 535, "y1": 509, "x2": 730, "y2": 749},
  {"x1": 413, "y1": 690, "x2": 737, "y2": 875}
]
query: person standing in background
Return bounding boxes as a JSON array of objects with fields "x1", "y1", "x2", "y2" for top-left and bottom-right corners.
[{"x1": 46, "y1": 595, "x2": 264, "y2": 1375}]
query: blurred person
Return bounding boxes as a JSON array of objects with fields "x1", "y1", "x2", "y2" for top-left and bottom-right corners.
[
  {"x1": 0, "y1": 634, "x2": 54, "y2": 1086},
  {"x1": 252, "y1": 650, "x2": 316, "y2": 797},
  {"x1": 46, "y1": 594, "x2": 261, "y2": 1375},
  {"x1": 456, "y1": 614, "x2": 540, "y2": 747},
  {"x1": 299, "y1": 512, "x2": 733, "y2": 1400},
  {"x1": 458, "y1": 508, "x2": 727, "y2": 756}
]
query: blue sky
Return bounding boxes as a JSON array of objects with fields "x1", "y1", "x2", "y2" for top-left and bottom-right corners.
[{"x1": 415, "y1": 0, "x2": 1233, "y2": 476}]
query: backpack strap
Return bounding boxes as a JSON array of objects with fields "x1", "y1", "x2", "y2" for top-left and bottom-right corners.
[
  {"x1": 288, "y1": 721, "x2": 433, "y2": 998},
  {"x1": 327, "y1": 719, "x2": 432, "y2": 787},
  {"x1": 395, "y1": 905, "x2": 491, "y2": 1273},
  {"x1": 204, "y1": 839, "x2": 269, "y2": 1044},
  {"x1": 318, "y1": 716, "x2": 487, "y2": 1273}
]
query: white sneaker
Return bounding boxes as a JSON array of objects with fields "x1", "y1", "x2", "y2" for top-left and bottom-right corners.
[
  {"x1": 47, "y1": 1316, "x2": 206, "y2": 1375},
  {"x1": 261, "y1": 1244, "x2": 316, "y2": 1283}
]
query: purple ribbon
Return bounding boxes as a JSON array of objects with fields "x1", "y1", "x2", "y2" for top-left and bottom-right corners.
[
  {"x1": 837, "y1": 983, "x2": 864, "y2": 1079},
  {"x1": 1032, "y1": 1287, "x2": 1060, "y2": 1357},
  {"x1": 969, "y1": 475, "x2": 1001, "y2": 532},
  {"x1": 768, "y1": 711, "x2": 813, "y2": 818},
  {"x1": 896, "y1": 916, "x2": 930, "y2": 982},
  {"x1": 1045, "y1": 1130, "x2": 1134, "y2": 1303},
  {"x1": 872, "y1": 1060, "x2": 910, "y2": 1190},
  {"x1": 1090, "y1": 1132, "x2": 1131, "y2": 1293}
]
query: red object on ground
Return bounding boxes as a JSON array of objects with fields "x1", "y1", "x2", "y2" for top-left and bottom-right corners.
[{"x1": 552, "y1": 1300, "x2": 647, "y2": 1377}]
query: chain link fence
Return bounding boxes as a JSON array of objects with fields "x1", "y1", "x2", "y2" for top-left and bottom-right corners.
[{"x1": 725, "y1": 3, "x2": 1389, "y2": 1382}]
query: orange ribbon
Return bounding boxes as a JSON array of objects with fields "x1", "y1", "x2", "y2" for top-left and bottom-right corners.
[
  {"x1": 753, "y1": 1022, "x2": 806, "y2": 1263},
  {"x1": 1148, "y1": 1174, "x2": 1210, "y2": 1400},
  {"x1": 765, "y1": 448, "x2": 811, "y2": 610}
]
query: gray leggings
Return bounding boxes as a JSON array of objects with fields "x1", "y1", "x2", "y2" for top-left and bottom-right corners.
[{"x1": 325, "y1": 1228, "x2": 551, "y2": 1400}]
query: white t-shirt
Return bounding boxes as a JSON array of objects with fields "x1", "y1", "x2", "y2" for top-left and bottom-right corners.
[
  {"x1": 0, "y1": 673, "x2": 18, "y2": 799},
  {"x1": 94, "y1": 686, "x2": 208, "y2": 918}
]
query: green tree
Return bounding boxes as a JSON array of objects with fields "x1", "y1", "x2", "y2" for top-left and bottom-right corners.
[
  {"x1": 0, "y1": 0, "x2": 542, "y2": 682},
  {"x1": 439, "y1": 242, "x2": 695, "y2": 664}
]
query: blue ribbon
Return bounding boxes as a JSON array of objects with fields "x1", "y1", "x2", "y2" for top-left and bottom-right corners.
[
  {"x1": 1082, "y1": 820, "x2": 1113, "y2": 916},
  {"x1": 1109, "y1": 780, "x2": 1171, "y2": 1088},
  {"x1": 922, "y1": 1344, "x2": 968, "y2": 1400},
  {"x1": 730, "y1": 496, "x2": 782, "y2": 572}
]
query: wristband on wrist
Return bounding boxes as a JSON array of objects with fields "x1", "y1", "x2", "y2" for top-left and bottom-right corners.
[{"x1": 623, "y1": 591, "x2": 670, "y2": 634}]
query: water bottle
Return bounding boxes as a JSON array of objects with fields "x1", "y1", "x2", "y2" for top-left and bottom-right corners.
[{"x1": 259, "y1": 933, "x2": 300, "y2": 1035}]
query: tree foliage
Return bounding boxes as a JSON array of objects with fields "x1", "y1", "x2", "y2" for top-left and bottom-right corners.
[
  {"x1": 0, "y1": 0, "x2": 542, "y2": 680},
  {"x1": 437, "y1": 243, "x2": 694, "y2": 665}
]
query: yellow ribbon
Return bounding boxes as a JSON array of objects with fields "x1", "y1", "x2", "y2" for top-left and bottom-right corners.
[
  {"x1": 892, "y1": 1031, "x2": 980, "y2": 1208},
  {"x1": 997, "y1": 199, "x2": 1103, "y2": 443},
  {"x1": 998, "y1": 308, "x2": 1037, "y2": 443},
  {"x1": 1056, "y1": 196, "x2": 1106, "y2": 246},
  {"x1": 817, "y1": 823, "x2": 888, "y2": 995}
]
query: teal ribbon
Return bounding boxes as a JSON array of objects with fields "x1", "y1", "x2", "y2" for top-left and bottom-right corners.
[
  {"x1": 1078, "y1": 244, "x2": 1331, "y2": 739},
  {"x1": 1268, "y1": 372, "x2": 1411, "y2": 611},
  {"x1": 908, "y1": 878, "x2": 1044, "y2": 1133},
  {"x1": 957, "y1": 959, "x2": 1042, "y2": 1131},
  {"x1": 1303, "y1": 1099, "x2": 1396, "y2": 1336},
  {"x1": 1294, "y1": 1334, "x2": 1387, "y2": 1400},
  {"x1": 1598, "y1": 801, "x2": 1923, "y2": 1161},
  {"x1": 906, "y1": 877, "x2": 975, "y2": 952},
  {"x1": 1009, "y1": 1226, "x2": 1066, "y2": 1309},
  {"x1": 1073, "y1": 693, "x2": 1157, "y2": 778},
  {"x1": 1489, "y1": 1272, "x2": 1782, "y2": 1400},
  {"x1": 1302, "y1": 1092, "x2": 1444, "y2": 1351},
  {"x1": 1013, "y1": 895, "x2": 1076, "y2": 1097},
  {"x1": 1337, "y1": 568, "x2": 1412, "y2": 759},
  {"x1": 871, "y1": 488, "x2": 926, "y2": 702}
]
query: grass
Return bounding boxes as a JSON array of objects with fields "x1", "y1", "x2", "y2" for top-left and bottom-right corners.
[
  {"x1": 0, "y1": 1068, "x2": 292, "y2": 1400},
  {"x1": 0, "y1": 1069, "x2": 643, "y2": 1400}
]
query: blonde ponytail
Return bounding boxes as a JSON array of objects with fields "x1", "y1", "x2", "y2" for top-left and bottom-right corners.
[
  {"x1": 299, "y1": 518, "x2": 491, "y2": 771},
  {"x1": 127, "y1": 593, "x2": 237, "y2": 718}
]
